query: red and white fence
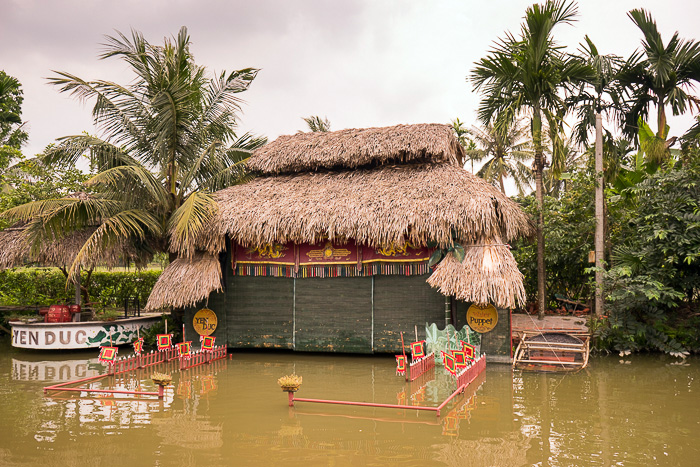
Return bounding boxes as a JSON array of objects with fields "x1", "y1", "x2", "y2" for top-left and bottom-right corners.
[
  {"x1": 109, "y1": 345, "x2": 227, "y2": 375},
  {"x1": 408, "y1": 352, "x2": 435, "y2": 382},
  {"x1": 436, "y1": 354, "x2": 486, "y2": 416}
]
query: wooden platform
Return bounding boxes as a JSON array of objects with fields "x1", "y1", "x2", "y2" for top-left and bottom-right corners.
[
  {"x1": 512, "y1": 330, "x2": 590, "y2": 372},
  {"x1": 511, "y1": 313, "x2": 588, "y2": 342}
]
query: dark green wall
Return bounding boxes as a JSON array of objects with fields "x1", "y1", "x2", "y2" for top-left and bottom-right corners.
[{"x1": 182, "y1": 247, "x2": 510, "y2": 357}]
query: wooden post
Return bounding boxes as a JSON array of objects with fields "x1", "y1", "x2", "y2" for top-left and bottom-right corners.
[{"x1": 444, "y1": 295, "x2": 451, "y2": 327}]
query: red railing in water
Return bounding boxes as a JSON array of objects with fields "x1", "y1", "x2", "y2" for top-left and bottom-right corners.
[
  {"x1": 436, "y1": 354, "x2": 486, "y2": 416},
  {"x1": 109, "y1": 345, "x2": 226, "y2": 375},
  {"x1": 408, "y1": 352, "x2": 435, "y2": 382},
  {"x1": 291, "y1": 353, "x2": 486, "y2": 417},
  {"x1": 45, "y1": 345, "x2": 228, "y2": 399}
]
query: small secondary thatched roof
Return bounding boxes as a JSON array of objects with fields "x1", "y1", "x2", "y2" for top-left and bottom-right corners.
[
  {"x1": 145, "y1": 253, "x2": 222, "y2": 311},
  {"x1": 192, "y1": 162, "x2": 532, "y2": 255},
  {"x1": 248, "y1": 123, "x2": 463, "y2": 175},
  {"x1": 427, "y1": 240, "x2": 526, "y2": 308},
  {"x1": 0, "y1": 224, "x2": 149, "y2": 270}
]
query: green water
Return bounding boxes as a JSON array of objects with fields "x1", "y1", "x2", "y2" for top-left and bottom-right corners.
[{"x1": 0, "y1": 338, "x2": 698, "y2": 466}]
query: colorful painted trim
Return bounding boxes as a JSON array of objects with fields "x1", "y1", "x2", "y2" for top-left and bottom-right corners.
[
  {"x1": 98, "y1": 346, "x2": 118, "y2": 363},
  {"x1": 396, "y1": 355, "x2": 407, "y2": 375},
  {"x1": 157, "y1": 334, "x2": 172, "y2": 351},
  {"x1": 200, "y1": 335, "x2": 216, "y2": 351},
  {"x1": 411, "y1": 340, "x2": 426, "y2": 360},
  {"x1": 232, "y1": 240, "x2": 433, "y2": 278}
]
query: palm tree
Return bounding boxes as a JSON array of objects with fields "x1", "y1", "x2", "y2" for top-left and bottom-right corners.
[
  {"x1": 2, "y1": 27, "x2": 265, "y2": 280},
  {"x1": 619, "y1": 9, "x2": 700, "y2": 148},
  {"x1": 302, "y1": 115, "x2": 331, "y2": 133},
  {"x1": 468, "y1": 119, "x2": 532, "y2": 195},
  {"x1": 451, "y1": 118, "x2": 475, "y2": 170},
  {"x1": 0, "y1": 71, "x2": 28, "y2": 152},
  {"x1": 470, "y1": 0, "x2": 593, "y2": 318}
]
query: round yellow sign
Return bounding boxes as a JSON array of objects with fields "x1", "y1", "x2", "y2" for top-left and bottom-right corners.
[
  {"x1": 467, "y1": 304, "x2": 498, "y2": 333},
  {"x1": 193, "y1": 308, "x2": 218, "y2": 336}
]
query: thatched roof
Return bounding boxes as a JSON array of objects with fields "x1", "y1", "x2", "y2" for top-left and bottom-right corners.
[
  {"x1": 145, "y1": 253, "x2": 222, "y2": 311},
  {"x1": 0, "y1": 226, "x2": 29, "y2": 269},
  {"x1": 193, "y1": 162, "x2": 532, "y2": 254},
  {"x1": 427, "y1": 240, "x2": 526, "y2": 308},
  {"x1": 247, "y1": 123, "x2": 463, "y2": 175},
  {"x1": 151, "y1": 123, "x2": 532, "y2": 310},
  {"x1": 0, "y1": 225, "x2": 149, "y2": 270}
]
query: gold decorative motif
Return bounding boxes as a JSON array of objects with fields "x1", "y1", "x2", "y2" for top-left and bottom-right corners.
[
  {"x1": 306, "y1": 242, "x2": 351, "y2": 260},
  {"x1": 376, "y1": 241, "x2": 418, "y2": 257},
  {"x1": 247, "y1": 243, "x2": 288, "y2": 259}
]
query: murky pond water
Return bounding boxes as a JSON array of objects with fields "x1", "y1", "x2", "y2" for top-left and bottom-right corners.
[{"x1": 0, "y1": 337, "x2": 698, "y2": 466}]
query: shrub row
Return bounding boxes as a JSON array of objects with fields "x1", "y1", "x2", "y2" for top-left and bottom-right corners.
[{"x1": 0, "y1": 268, "x2": 162, "y2": 309}]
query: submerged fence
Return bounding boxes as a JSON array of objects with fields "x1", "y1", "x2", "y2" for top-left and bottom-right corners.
[
  {"x1": 290, "y1": 353, "x2": 486, "y2": 417},
  {"x1": 436, "y1": 354, "x2": 486, "y2": 416},
  {"x1": 44, "y1": 345, "x2": 228, "y2": 399},
  {"x1": 109, "y1": 345, "x2": 227, "y2": 375},
  {"x1": 408, "y1": 352, "x2": 435, "y2": 382}
]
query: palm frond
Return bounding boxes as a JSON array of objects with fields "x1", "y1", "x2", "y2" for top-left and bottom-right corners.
[
  {"x1": 67, "y1": 208, "x2": 162, "y2": 280},
  {"x1": 167, "y1": 191, "x2": 218, "y2": 258}
]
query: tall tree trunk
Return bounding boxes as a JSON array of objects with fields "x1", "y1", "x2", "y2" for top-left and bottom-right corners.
[
  {"x1": 499, "y1": 173, "x2": 506, "y2": 194},
  {"x1": 657, "y1": 95, "x2": 666, "y2": 139},
  {"x1": 74, "y1": 265, "x2": 81, "y2": 306},
  {"x1": 594, "y1": 113, "x2": 605, "y2": 317},
  {"x1": 533, "y1": 109, "x2": 546, "y2": 320}
]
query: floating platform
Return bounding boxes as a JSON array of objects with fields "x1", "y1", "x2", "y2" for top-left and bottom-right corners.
[{"x1": 513, "y1": 331, "x2": 590, "y2": 372}]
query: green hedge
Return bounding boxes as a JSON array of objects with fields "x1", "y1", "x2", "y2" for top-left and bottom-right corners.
[{"x1": 0, "y1": 268, "x2": 162, "y2": 309}]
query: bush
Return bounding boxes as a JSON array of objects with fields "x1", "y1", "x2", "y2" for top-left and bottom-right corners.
[{"x1": 0, "y1": 268, "x2": 162, "y2": 309}]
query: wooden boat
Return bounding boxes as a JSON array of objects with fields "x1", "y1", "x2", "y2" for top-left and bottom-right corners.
[
  {"x1": 9, "y1": 315, "x2": 161, "y2": 350},
  {"x1": 513, "y1": 331, "x2": 590, "y2": 372}
]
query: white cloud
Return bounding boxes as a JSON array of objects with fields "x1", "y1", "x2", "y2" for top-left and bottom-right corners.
[{"x1": 1, "y1": 0, "x2": 698, "y2": 158}]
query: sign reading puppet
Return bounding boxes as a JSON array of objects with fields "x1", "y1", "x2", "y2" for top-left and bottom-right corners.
[{"x1": 466, "y1": 304, "x2": 498, "y2": 333}]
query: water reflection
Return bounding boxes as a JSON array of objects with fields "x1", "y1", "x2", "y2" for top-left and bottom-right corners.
[{"x1": 1, "y1": 340, "x2": 700, "y2": 466}]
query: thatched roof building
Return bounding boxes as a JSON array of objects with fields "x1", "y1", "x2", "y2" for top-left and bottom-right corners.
[
  {"x1": 147, "y1": 123, "x2": 532, "y2": 354},
  {"x1": 0, "y1": 224, "x2": 149, "y2": 271}
]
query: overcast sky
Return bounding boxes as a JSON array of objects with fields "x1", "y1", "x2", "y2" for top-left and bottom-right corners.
[{"x1": 2, "y1": 0, "x2": 699, "y2": 161}]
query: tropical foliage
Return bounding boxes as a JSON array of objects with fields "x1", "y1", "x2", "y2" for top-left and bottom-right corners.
[
  {"x1": 468, "y1": 119, "x2": 532, "y2": 195},
  {"x1": 0, "y1": 268, "x2": 161, "y2": 310},
  {"x1": 302, "y1": 115, "x2": 331, "y2": 133},
  {"x1": 1, "y1": 27, "x2": 264, "y2": 280},
  {"x1": 618, "y1": 9, "x2": 700, "y2": 143},
  {"x1": 470, "y1": 0, "x2": 593, "y2": 318}
]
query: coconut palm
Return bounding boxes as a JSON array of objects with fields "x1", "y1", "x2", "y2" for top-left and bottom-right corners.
[
  {"x1": 450, "y1": 118, "x2": 477, "y2": 170},
  {"x1": 302, "y1": 115, "x2": 331, "y2": 133},
  {"x1": 570, "y1": 36, "x2": 626, "y2": 148},
  {"x1": 470, "y1": 0, "x2": 593, "y2": 318},
  {"x1": 618, "y1": 9, "x2": 700, "y2": 149},
  {"x1": 469, "y1": 119, "x2": 532, "y2": 195},
  {"x1": 1, "y1": 27, "x2": 265, "y2": 280}
]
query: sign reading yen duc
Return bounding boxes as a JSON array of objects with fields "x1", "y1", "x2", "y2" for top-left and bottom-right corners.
[{"x1": 193, "y1": 308, "x2": 218, "y2": 336}]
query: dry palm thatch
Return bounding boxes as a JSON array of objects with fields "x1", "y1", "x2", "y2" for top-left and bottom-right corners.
[
  {"x1": 427, "y1": 239, "x2": 526, "y2": 309},
  {"x1": 0, "y1": 226, "x2": 29, "y2": 269},
  {"x1": 191, "y1": 162, "x2": 533, "y2": 256},
  {"x1": 247, "y1": 123, "x2": 463, "y2": 174},
  {"x1": 0, "y1": 224, "x2": 150, "y2": 270},
  {"x1": 145, "y1": 253, "x2": 222, "y2": 311}
]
